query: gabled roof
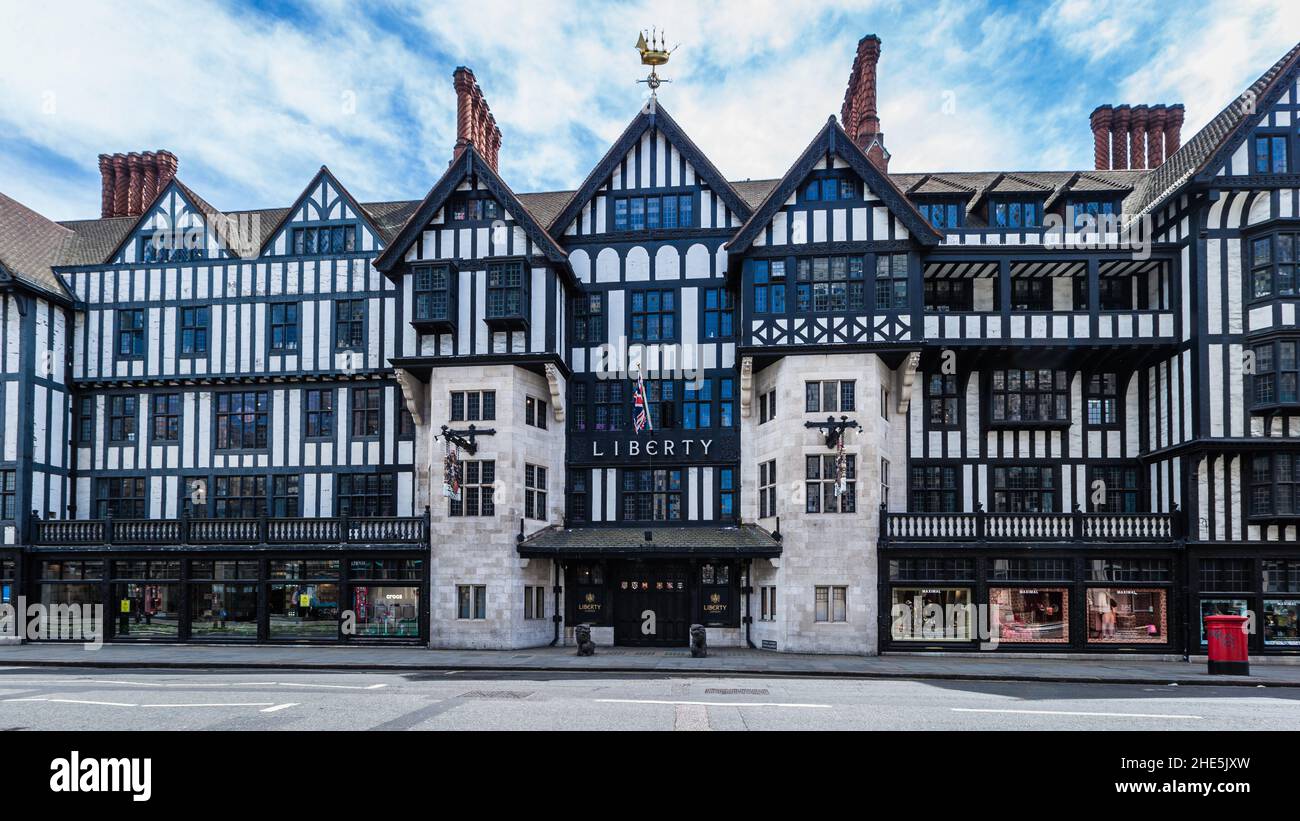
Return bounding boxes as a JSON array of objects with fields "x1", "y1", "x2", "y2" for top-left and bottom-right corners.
[
  {"x1": 256, "y1": 166, "x2": 388, "y2": 256},
  {"x1": 1127, "y1": 39, "x2": 1300, "y2": 216},
  {"x1": 372, "y1": 144, "x2": 569, "y2": 273},
  {"x1": 99, "y1": 177, "x2": 248, "y2": 262},
  {"x1": 907, "y1": 174, "x2": 978, "y2": 197},
  {"x1": 0, "y1": 192, "x2": 74, "y2": 298},
  {"x1": 547, "y1": 101, "x2": 752, "y2": 235},
  {"x1": 728, "y1": 117, "x2": 943, "y2": 253},
  {"x1": 1043, "y1": 170, "x2": 1138, "y2": 210},
  {"x1": 987, "y1": 173, "x2": 1054, "y2": 194}
]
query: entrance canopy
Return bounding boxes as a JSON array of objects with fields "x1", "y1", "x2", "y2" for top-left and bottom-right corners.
[{"x1": 518, "y1": 525, "x2": 782, "y2": 560}]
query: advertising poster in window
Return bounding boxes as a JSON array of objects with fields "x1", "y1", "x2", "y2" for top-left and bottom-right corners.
[
  {"x1": 891, "y1": 587, "x2": 973, "y2": 641},
  {"x1": 989, "y1": 587, "x2": 1068, "y2": 643},
  {"x1": 1086, "y1": 588, "x2": 1167, "y2": 643},
  {"x1": 1264, "y1": 599, "x2": 1300, "y2": 646}
]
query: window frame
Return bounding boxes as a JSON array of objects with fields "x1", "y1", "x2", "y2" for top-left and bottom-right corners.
[
  {"x1": 269, "y1": 301, "x2": 300, "y2": 353},
  {"x1": 1252, "y1": 337, "x2": 1300, "y2": 408},
  {"x1": 151, "y1": 393, "x2": 181, "y2": 443},
  {"x1": 107, "y1": 394, "x2": 138, "y2": 444},
  {"x1": 214, "y1": 390, "x2": 270, "y2": 451},
  {"x1": 334, "y1": 299, "x2": 367, "y2": 351},
  {"x1": 990, "y1": 368, "x2": 1070, "y2": 426},
  {"x1": 178, "y1": 306, "x2": 208, "y2": 357},
  {"x1": 116, "y1": 308, "x2": 146, "y2": 360}
]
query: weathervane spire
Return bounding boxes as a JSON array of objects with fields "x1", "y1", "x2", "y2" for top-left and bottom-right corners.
[{"x1": 635, "y1": 27, "x2": 676, "y2": 97}]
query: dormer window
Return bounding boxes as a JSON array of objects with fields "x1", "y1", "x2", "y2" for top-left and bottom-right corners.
[
  {"x1": 1068, "y1": 199, "x2": 1119, "y2": 229},
  {"x1": 412, "y1": 263, "x2": 457, "y2": 332},
  {"x1": 915, "y1": 201, "x2": 964, "y2": 228},
  {"x1": 292, "y1": 225, "x2": 357, "y2": 255},
  {"x1": 1254, "y1": 133, "x2": 1290, "y2": 174},
  {"x1": 991, "y1": 199, "x2": 1042, "y2": 228}
]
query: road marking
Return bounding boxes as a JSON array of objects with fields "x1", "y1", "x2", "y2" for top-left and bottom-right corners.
[
  {"x1": 5, "y1": 697, "x2": 137, "y2": 707},
  {"x1": 951, "y1": 708, "x2": 1203, "y2": 720},
  {"x1": 596, "y1": 699, "x2": 830, "y2": 708},
  {"x1": 0, "y1": 678, "x2": 384, "y2": 690},
  {"x1": 140, "y1": 703, "x2": 279, "y2": 708},
  {"x1": 260, "y1": 703, "x2": 299, "y2": 713}
]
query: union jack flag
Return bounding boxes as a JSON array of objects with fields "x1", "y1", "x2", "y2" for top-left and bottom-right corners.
[{"x1": 633, "y1": 374, "x2": 653, "y2": 434}]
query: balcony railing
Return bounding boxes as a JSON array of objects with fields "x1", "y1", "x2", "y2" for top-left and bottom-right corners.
[
  {"x1": 32, "y1": 513, "x2": 430, "y2": 548},
  {"x1": 881, "y1": 507, "x2": 1181, "y2": 544}
]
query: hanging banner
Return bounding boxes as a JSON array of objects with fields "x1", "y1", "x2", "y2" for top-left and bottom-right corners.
[{"x1": 443, "y1": 438, "x2": 462, "y2": 501}]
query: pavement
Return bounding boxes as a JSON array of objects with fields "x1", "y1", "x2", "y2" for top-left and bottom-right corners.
[{"x1": 3, "y1": 641, "x2": 1300, "y2": 687}]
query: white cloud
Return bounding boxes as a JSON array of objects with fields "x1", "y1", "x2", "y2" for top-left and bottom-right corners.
[{"x1": 0, "y1": 0, "x2": 1293, "y2": 221}]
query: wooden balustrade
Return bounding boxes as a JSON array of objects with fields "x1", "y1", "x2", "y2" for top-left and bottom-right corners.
[
  {"x1": 882, "y1": 507, "x2": 1180, "y2": 543},
  {"x1": 33, "y1": 512, "x2": 429, "y2": 547}
]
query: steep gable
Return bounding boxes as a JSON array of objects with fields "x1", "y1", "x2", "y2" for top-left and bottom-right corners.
[
  {"x1": 258, "y1": 166, "x2": 385, "y2": 257},
  {"x1": 548, "y1": 102, "x2": 751, "y2": 237},
  {"x1": 372, "y1": 145, "x2": 570, "y2": 278},
  {"x1": 105, "y1": 179, "x2": 242, "y2": 264},
  {"x1": 728, "y1": 117, "x2": 942, "y2": 254}
]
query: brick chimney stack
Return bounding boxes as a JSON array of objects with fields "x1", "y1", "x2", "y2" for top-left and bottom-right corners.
[
  {"x1": 841, "y1": 34, "x2": 889, "y2": 173},
  {"x1": 1148, "y1": 104, "x2": 1168, "y2": 167},
  {"x1": 1112, "y1": 105, "x2": 1131, "y2": 170},
  {"x1": 1091, "y1": 105, "x2": 1113, "y2": 170},
  {"x1": 452, "y1": 66, "x2": 502, "y2": 172},
  {"x1": 97, "y1": 150, "x2": 178, "y2": 218},
  {"x1": 1089, "y1": 102, "x2": 1184, "y2": 170},
  {"x1": 1165, "y1": 104, "x2": 1184, "y2": 160},
  {"x1": 1130, "y1": 104, "x2": 1149, "y2": 170}
]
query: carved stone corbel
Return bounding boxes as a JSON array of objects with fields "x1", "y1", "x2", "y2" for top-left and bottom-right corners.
[
  {"x1": 545, "y1": 362, "x2": 565, "y2": 424},
  {"x1": 896, "y1": 351, "x2": 921, "y2": 415},
  {"x1": 739, "y1": 356, "x2": 754, "y2": 418},
  {"x1": 394, "y1": 367, "x2": 426, "y2": 426}
]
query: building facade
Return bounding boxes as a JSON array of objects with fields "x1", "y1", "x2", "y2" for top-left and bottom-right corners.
[{"x1": 2, "y1": 37, "x2": 1299, "y2": 655}]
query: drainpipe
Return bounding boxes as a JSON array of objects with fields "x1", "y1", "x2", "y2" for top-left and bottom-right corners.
[
  {"x1": 549, "y1": 559, "x2": 562, "y2": 646},
  {"x1": 744, "y1": 558, "x2": 756, "y2": 649}
]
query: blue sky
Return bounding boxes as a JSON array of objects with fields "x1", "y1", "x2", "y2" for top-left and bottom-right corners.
[{"x1": 1, "y1": 0, "x2": 1296, "y2": 221}]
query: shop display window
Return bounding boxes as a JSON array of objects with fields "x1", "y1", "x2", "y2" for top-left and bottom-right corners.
[
  {"x1": 112, "y1": 582, "x2": 182, "y2": 639},
  {"x1": 989, "y1": 587, "x2": 1068, "y2": 643},
  {"x1": 1086, "y1": 587, "x2": 1167, "y2": 643},
  {"x1": 269, "y1": 582, "x2": 340, "y2": 639},
  {"x1": 1198, "y1": 598, "x2": 1250, "y2": 645},
  {"x1": 352, "y1": 586, "x2": 420, "y2": 638},
  {"x1": 190, "y1": 583, "x2": 258, "y2": 639},
  {"x1": 890, "y1": 587, "x2": 973, "y2": 641}
]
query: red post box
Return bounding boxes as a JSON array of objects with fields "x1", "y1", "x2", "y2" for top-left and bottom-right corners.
[{"x1": 1205, "y1": 614, "x2": 1250, "y2": 675}]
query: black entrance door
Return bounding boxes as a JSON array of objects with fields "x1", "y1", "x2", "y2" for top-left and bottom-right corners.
[{"x1": 613, "y1": 562, "x2": 690, "y2": 646}]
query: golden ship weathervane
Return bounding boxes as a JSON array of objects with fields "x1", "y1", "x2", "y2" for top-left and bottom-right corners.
[{"x1": 636, "y1": 28, "x2": 677, "y2": 97}]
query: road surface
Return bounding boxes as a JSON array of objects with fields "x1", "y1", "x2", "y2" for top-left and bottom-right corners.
[{"x1": 1, "y1": 666, "x2": 1296, "y2": 731}]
